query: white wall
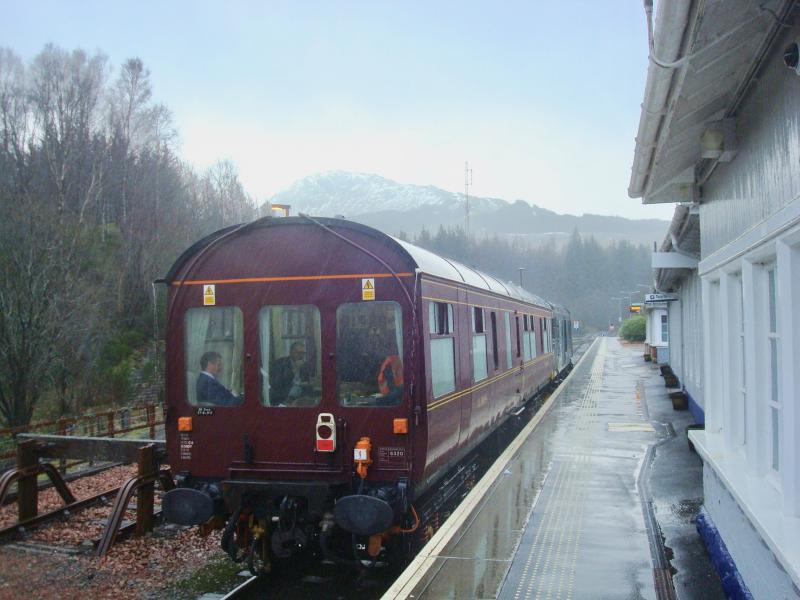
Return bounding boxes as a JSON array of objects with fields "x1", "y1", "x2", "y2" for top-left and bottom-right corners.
[{"x1": 669, "y1": 274, "x2": 704, "y2": 414}]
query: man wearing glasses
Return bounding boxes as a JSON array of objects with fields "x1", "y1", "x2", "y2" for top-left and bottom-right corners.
[{"x1": 270, "y1": 342, "x2": 313, "y2": 406}]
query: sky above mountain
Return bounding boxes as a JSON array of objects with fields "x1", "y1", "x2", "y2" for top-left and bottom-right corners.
[{"x1": 3, "y1": 0, "x2": 673, "y2": 220}]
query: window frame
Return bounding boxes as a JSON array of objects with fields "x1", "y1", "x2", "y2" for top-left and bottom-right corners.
[
  {"x1": 184, "y1": 305, "x2": 245, "y2": 407},
  {"x1": 766, "y1": 263, "x2": 781, "y2": 474},
  {"x1": 428, "y1": 301, "x2": 457, "y2": 399},
  {"x1": 472, "y1": 306, "x2": 488, "y2": 382},
  {"x1": 336, "y1": 300, "x2": 404, "y2": 407},
  {"x1": 258, "y1": 303, "x2": 322, "y2": 408}
]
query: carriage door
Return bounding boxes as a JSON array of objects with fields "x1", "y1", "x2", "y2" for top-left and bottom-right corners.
[{"x1": 335, "y1": 301, "x2": 411, "y2": 475}]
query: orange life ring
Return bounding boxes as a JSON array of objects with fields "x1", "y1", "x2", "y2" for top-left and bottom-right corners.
[{"x1": 377, "y1": 355, "x2": 404, "y2": 395}]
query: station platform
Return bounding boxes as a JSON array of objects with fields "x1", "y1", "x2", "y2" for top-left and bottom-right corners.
[{"x1": 384, "y1": 336, "x2": 722, "y2": 600}]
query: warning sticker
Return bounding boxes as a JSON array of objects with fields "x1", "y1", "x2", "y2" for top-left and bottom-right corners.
[
  {"x1": 203, "y1": 284, "x2": 216, "y2": 306},
  {"x1": 361, "y1": 278, "x2": 375, "y2": 301}
]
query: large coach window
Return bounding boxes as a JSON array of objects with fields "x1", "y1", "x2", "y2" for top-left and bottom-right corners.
[
  {"x1": 185, "y1": 307, "x2": 244, "y2": 406},
  {"x1": 259, "y1": 305, "x2": 321, "y2": 407},
  {"x1": 429, "y1": 302, "x2": 456, "y2": 398},
  {"x1": 504, "y1": 313, "x2": 513, "y2": 369},
  {"x1": 472, "y1": 307, "x2": 488, "y2": 382},
  {"x1": 523, "y1": 316, "x2": 532, "y2": 361},
  {"x1": 337, "y1": 302, "x2": 403, "y2": 406}
]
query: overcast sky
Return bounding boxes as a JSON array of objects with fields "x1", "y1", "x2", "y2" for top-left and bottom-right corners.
[{"x1": 2, "y1": 0, "x2": 673, "y2": 220}]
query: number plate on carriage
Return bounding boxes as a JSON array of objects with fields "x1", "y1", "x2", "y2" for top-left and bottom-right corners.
[
  {"x1": 196, "y1": 407, "x2": 214, "y2": 416},
  {"x1": 378, "y1": 446, "x2": 406, "y2": 469}
]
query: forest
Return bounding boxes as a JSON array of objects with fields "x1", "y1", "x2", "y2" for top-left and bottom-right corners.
[
  {"x1": 0, "y1": 44, "x2": 652, "y2": 429},
  {"x1": 0, "y1": 45, "x2": 258, "y2": 428}
]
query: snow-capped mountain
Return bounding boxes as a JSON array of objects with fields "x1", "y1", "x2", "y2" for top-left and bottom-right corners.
[
  {"x1": 270, "y1": 171, "x2": 508, "y2": 216},
  {"x1": 267, "y1": 171, "x2": 668, "y2": 247}
]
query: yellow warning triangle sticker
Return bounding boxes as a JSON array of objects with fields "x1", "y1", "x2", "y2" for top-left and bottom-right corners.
[
  {"x1": 363, "y1": 280, "x2": 374, "y2": 290},
  {"x1": 204, "y1": 286, "x2": 214, "y2": 296}
]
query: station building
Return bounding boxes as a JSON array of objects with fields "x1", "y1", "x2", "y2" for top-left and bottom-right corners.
[{"x1": 629, "y1": 1, "x2": 800, "y2": 597}]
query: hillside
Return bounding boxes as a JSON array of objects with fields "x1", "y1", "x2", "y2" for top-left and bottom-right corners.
[{"x1": 269, "y1": 172, "x2": 668, "y2": 246}]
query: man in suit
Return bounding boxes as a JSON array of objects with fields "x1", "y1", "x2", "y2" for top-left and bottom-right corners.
[
  {"x1": 269, "y1": 342, "x2": 313, "y2": 406},
  {"x1": 196, "y1": 351, "x2": 239, "y2": 406}
]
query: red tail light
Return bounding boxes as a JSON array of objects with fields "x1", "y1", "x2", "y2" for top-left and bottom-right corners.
[{"x1": 316, "y1": 413, "x2": 336, "y2": 452}]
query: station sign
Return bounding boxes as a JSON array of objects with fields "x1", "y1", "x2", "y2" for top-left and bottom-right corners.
[{"x1": 644, "y1": 293, "x2": 678, "y2": 304}]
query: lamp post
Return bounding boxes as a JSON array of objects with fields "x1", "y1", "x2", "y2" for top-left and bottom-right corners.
[
  {"x1": 620, "y1": 290, "x2": 636, "y2": 312},
  {"x1": 611, "y1": 297, "x2": 623, "y2": 324}
]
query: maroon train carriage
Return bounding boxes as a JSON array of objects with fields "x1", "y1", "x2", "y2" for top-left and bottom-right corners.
[{"x1": 161, "y1": 216, "x2": 572, "y2": 571}]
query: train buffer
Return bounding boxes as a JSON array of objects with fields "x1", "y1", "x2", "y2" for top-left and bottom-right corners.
[{"x1": 384, "y1": 336, "x2": 722, "y2": 600}]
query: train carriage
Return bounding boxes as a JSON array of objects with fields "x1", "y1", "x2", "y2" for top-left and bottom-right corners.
[{"x1": 162, "y1": 216, "x2": 571, "y2": 570}]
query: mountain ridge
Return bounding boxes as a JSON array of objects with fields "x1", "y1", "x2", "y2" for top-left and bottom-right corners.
[{"x1": 268, "y1": 171, "x2": 668, "y2": 246}]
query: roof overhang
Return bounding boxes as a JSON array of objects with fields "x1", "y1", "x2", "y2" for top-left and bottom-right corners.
[
  {"x1": 654, "y1": 203, "x2": 701, "y2": 291},
  {"x1": 629, "y1": 0, "x2": 796, "y2": 204}
]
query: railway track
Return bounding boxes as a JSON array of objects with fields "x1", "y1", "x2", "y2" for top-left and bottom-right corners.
[
  {"x1": 0, "y1": 461, "x2": 123, "y2": 505},
  {"x1": 0, "y1": 486, "x2": 121, "y2": 541}
]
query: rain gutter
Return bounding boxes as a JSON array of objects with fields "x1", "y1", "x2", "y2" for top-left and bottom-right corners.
[{"x1": 628, "y1": 0, "x2": 696, "y2": 199}]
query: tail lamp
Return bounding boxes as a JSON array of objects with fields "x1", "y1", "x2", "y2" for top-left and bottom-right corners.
[
  {"x1": 354, "y1": 436, "x2": 372, "y2": 479},
  {"x1": 315, "y1": 413, "x2": 336, "y2": 452}
]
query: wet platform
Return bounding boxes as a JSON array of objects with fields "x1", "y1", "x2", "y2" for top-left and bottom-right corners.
[{"x1": 385, "y1": 336, "x2": 710, "y2": 600}]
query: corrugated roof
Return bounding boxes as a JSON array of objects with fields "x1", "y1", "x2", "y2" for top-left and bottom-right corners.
[{"x1": 629, "y1": 0, "x2": 794, "y2": 202}]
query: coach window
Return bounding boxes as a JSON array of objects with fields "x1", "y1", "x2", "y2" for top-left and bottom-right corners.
[
  {"x1": 528, "y1": 316, "x2": 537, "y2": 359},
  {"x1": 259, "y1": 305, "x2": 321, "y2": 407},
  {"x1": 429, "y1": 301, "x2": 456, "y2": 397},
  {"x1": 490, "y1": 313, "x2": 499, "y2": 371},
  {"x1": 472, "y1": 307, "x2": 488, "y2": 382},
  {"x1": 185, "y1": 306, "x2": 244, "y2": 407},
  {"x1": 522, "y1": 315, "x2": 531, "y2": 361},
  {"x1": 515, "y1": 316, "x2": 521, "y2": 358},
  {"x1": 504, "y1": 313, "x2": 513, "y2": 369},
  {"x1": 337, "y1": 301, "x2": 403, "y2": 406},
  {"x1": 539, "y1": 318, "x2": 544, "y2": 354}
]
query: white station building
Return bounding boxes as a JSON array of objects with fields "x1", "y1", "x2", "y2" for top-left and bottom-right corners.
[{"x1": 629, "y1": 1, "x2": 800, "y2": 597}]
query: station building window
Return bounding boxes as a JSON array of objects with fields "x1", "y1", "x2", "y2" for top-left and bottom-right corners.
[
  {"x1": 472, "y1": 307, "x2": 488, "y2": 382},
  {"x1": 337, "y1": 301, "x2": 403, "y2": 406},
  {"x1": 259, "y1": 305, "x2": 321, "y2": 407},
  {"x1": 766, "y1": 264, "x2": 780, "y2": 473},
  {"x1": 185, "y1": 306, "x2": 244, "y2": 406},
  {"x1": 731, "y1": 272, "x2": 747, "y2": 447},
  {"x1": 661, "y1": 314, "x2": 669, "y2": 343},
  {"x1": 428, "y1": 302, "x2": 456, "y2": 398}
]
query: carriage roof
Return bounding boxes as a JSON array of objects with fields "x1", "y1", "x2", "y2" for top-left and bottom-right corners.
[{"x1": 164, "y1": 216, "x2": 552, "y2": 310}]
